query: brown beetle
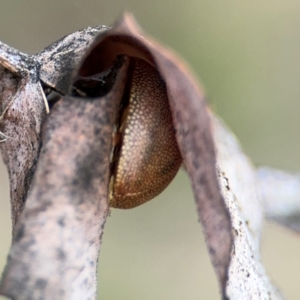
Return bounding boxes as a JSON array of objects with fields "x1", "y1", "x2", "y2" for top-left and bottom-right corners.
[{"x1": 109, "y1": 57, "x2": 182, "y2": 209}]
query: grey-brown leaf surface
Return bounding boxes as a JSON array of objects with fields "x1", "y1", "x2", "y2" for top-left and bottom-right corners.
[
  {"x1": 0, "y1": 42, "x2": 46, "y2": 231},
  {"x1": 0, "y1": 56, "x2": 129, "y2": 299},
  {"x1": 0, "y1": 14, "x2": 233, "y2": 299},
  {"x1": 0, "y1": 25, "x2": 109, "y2": 235},
  {"x1": 36, "y1": 25, "x2": 108, "y2": 94},
  {"x1": 75, "y1": 14, "x2": 233, "y2": 298},
  {"x1": 0, "y1": 11, "x2": 297, "y2": 300},
  {"x1": 212, "y1": 116, "x2": 284, "y2": 299}
]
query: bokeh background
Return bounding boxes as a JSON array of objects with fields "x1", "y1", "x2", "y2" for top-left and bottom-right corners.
[{"x1": 0, "y1": 1, "x2": 300, "y2": 299}]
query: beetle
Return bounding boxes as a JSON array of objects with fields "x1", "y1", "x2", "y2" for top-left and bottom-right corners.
[{"x1": 109, "y1": 57, "x2": 182, "y2": 208}]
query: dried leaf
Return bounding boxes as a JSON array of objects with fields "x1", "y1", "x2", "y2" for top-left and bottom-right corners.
[
  {"x1": 0, "y1": 26, "x2": 107, "y2": 233},
  {"x1": 74, "y1": 13, "x2": 233, "y2": 297},
  {"x1": 36, "y1": 25, "x2": 108, "y2": 94},
  {"x1": 1, "y1": 12, "x2": 294, "y2": 300},
  {"x1": 0, "y1": 13, "x2": 234, "y2": 299},
  {"x1": 0, "y1": 55, "x2": 129, "y2": 299},
  {"x1": 213, "y1": 116, "x2": 284, "y2": 299},
  {"x1": 0, "y1": 42, "x2": 46, "y2": 230}
]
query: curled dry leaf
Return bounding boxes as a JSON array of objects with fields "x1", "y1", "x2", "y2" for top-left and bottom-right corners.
[
  {"x1": 0, "y1": 56, "x2": 129, "y2": 299},
  {"x1": 0, "y1": 11, "x2": 295, "y2": 300},
  {"x1": 212, "y1": 116, "x2": 284, "y2": 299},
  {"x1": 0, "y1": 25, "x2": 112, "y2": 233},
  {"x1": 73, "y1": 14, "x2": 233, "y2": 297},
  {"x1": 0, "y1": 42, "x2": 46, "y2": 230},
  {"x1": 36, "y1": 25, "x2": 109, "y2": 94},
  {"x1": 0, "y1": 13, "x2": 233, "y2": 299}
]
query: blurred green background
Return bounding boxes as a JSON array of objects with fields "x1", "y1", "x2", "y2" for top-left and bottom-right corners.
[{"x1": 0, "y1": 0, "x2": 300, "y2": 299}]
